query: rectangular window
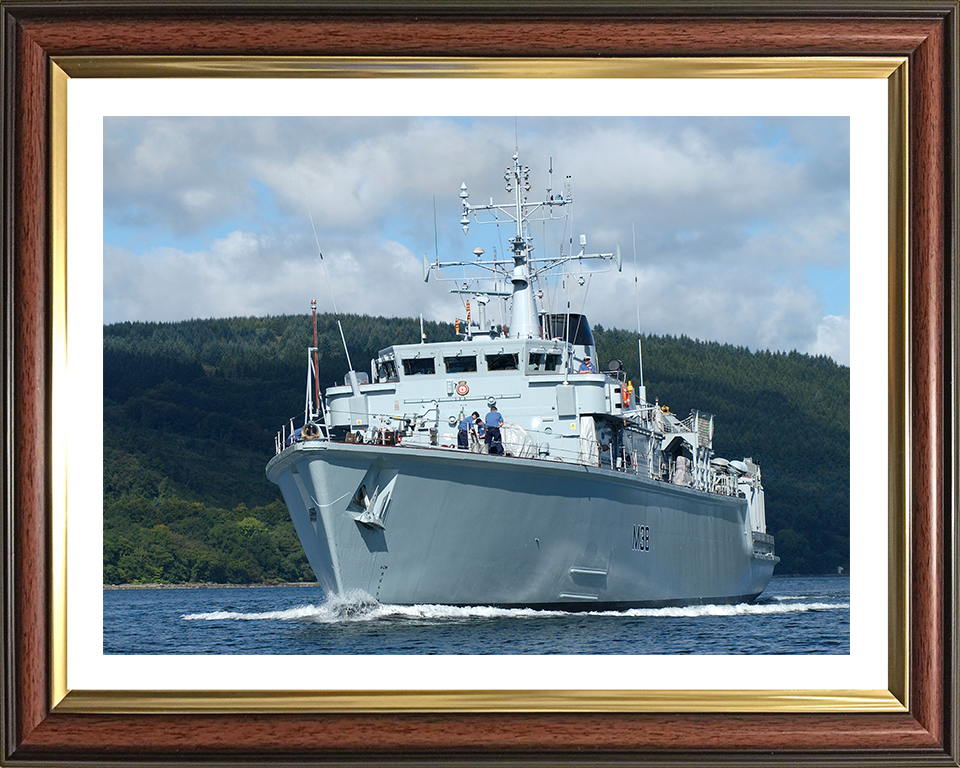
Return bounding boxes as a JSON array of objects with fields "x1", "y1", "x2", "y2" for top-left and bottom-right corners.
[
  {"x1": 444, "y1": 355, "x2": 478, "y2": 373},
  {"x1": 541, "y1": 313, "x2": 595, "y2": 347},
  {"x1": 378, "y1": 359, "x2": 398, "y2": 381},
  {"x1": 486, "y1": 353, "x2": 519, "y2": 371},
  {"x1": 402, "y1": 357, "x2": 436, "y2": 376},
  {"x1": 527, "y1": 352, "x2": 563, "y2": 372}
]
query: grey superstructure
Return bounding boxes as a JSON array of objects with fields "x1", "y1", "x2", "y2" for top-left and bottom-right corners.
[{"x1": 266, "y1": 151, "x2": 779, "y2": 609}]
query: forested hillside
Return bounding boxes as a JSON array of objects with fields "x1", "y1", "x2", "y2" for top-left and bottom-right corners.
[{"x1": 103, "y1": 314, "x2": 849, "y2": 584}]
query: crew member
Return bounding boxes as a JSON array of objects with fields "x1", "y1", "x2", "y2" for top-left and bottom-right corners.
[
  {"x1": 458, "y1": 411, "x2": 480, "y2": 450},
  {"x1": 473, "y1": 415, "x2": 486, "y2": 452},
  {"x1": 484, "y1": 402, "x2": 505, "y2": 455},
  {"x1": 578, "y1": 356, "x2": 596, "y2": 373}
]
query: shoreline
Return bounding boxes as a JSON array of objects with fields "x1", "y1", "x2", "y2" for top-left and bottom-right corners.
[{"x1": 103, "y1": 582, "x2": 320, "y2": 591}]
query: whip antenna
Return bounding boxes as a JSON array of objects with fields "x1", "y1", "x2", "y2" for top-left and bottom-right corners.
[
  {"x1": 309, "y1": 209, "x2": 356, "y2": 377},
  {"x1": 433, "y1": 195, "x2": 440, "y2": 262},
  {"x1": 633, "y1": 221, "x2": 644, "y2": 388}
]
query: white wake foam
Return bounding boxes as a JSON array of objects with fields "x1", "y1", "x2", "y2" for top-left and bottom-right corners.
[
  {"x1": 606, "y1": 601, "x2": 848, "y2": 618},
  {"x1": 182, "y1": 592, "x2": 847, "y2": 623},
  {"x1": 181, "y1": 590, "x2": 382, "y2": 623}
]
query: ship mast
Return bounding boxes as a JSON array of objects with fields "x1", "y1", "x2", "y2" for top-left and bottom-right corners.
[
  {"x1": 427, "y1": 150, "x2": 620, "y2": 336},
  {"x1": 507, "y1": 153, "x2": 537, "y2": 338},
  {"x1": 458, "y1": 151, "x2": 546, "y2": 338}
]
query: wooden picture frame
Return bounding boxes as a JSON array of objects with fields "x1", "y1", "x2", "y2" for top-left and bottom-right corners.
[{"x1": 2, "y1": 2, "x2": 957, "y2": 764}]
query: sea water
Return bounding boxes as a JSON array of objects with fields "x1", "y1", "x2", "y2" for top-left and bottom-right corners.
[{"x1": 103, "y1": 575, "x2": 848, "y2": 655}]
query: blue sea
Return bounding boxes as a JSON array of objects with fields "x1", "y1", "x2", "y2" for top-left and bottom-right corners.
[{"x1": 103, "y1": 575, "x2": 849, "y2": 655}]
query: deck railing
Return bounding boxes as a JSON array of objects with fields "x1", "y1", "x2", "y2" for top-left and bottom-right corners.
[{"x1": 273, "y1": 411, "x2": 747, "y2": 499}]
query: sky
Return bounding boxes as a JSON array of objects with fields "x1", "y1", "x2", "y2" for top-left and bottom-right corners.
[{"x1": 103, "y1": 116, "x2": 850, "y2": 365}]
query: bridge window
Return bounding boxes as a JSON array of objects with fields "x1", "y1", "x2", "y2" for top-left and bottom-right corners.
[
  {"x1": 377, "y1": 359, "x2": 398, "y2": 381},
  {"x1": 528, "y1": 352, "x2": 563, "y2": 372},
  {"x1": 444, "y1": 355, "x2": 477, "y2": 373},
  {"x1": 486, "y1": 353, "x2": 519, "y2": 371},
  {"x1": 541, "y1": 313, "x2": 595, "y2": 347},
  {"x1": 402, "y1": 357, "x2": 436, "y2": 376}
]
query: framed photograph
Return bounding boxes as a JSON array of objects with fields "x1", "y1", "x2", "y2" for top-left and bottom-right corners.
[
  {"x1": 81, "y1": 85, "x2": 875, "y2": 687},
  {"x1": 2, "y1": 2, "x2": 957, "y2": 765}
]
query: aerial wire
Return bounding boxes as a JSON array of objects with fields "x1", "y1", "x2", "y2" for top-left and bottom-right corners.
[
  {"x1": 573, "y1": 273, "x2": 591, "y2": 346},
  {"x1": 308, "y1": 208, "x2": 355, "y2": 374},
  {"x1": 433, "y1": 194, "x2": 440, "y2": 264},
  {"x1": 634, "y1": 221, "x2": 644, "y2": 388}
]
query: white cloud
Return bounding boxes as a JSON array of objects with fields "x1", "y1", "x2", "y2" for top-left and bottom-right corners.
[
  {"x1": 104, "y1": 230, "x2": 465, "y2": 329},
  {"x1": 103, "y1": 116, "x2": 850, "y2": 366},
  {"x1": 808, "y1": 315, "x2": 852, "y2": 364}
]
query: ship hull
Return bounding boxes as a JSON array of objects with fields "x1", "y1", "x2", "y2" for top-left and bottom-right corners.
[{"x1": 266, "y1": 442, "x2": 777, "y2": 609}]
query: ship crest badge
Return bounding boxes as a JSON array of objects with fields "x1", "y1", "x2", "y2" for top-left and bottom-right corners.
[{"x1": 456, "y1": 381, "x2": 469, "y2": 396}]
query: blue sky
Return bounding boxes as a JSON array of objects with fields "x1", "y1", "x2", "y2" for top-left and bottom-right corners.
[{"x1": 103, "y1": 116, "x2": 850, "y2": 364}]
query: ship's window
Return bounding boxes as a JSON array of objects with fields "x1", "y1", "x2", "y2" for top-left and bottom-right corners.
[
  {"x1": 345, "y1": 372, "x2": 370, "y2": 386},
  {"x1": 540, "y1": 313, "x2": 595, "y2": 347},
  {"x1": 486, "y1": 353, "x2": 519, "y2": 371},
  {"x1": 378, "y1": 359, "x2": 398, "y2": 381},
  {"x1": 402, "y1": 357, "x2": 436, "y2": 376},
  {"x1": 444, "y1": 355, "x2": 477, "y2": 373},
  {"x1": 527, "y1": 352, "x2": 563, "y2": 372}
]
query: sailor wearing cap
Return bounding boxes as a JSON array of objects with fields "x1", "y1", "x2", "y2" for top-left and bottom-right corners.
[
  {"x1": 578, "y1": 356, "x2": 596, "y2": 373},
  {"x1": 484, "y1": 402, "x2": 505, "y2": 455}
]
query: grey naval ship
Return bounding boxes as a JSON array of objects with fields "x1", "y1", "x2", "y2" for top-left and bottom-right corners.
[{"x1": 266, "y1": 151, "x2": 779, "y2": 610}]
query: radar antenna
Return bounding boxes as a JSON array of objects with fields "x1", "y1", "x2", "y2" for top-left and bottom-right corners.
[{"x1": 425, "y1": 152, "x2": 621, "y2": 339}]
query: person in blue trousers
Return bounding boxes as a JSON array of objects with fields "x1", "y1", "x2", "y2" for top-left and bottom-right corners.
[
  {"x1": 458, "y1": 411, "x2": 480, "y2": 449},
  {"x1": 484, "y1": 403, "x2": 504, "y2": 455}
]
